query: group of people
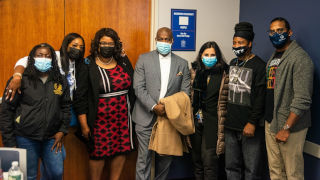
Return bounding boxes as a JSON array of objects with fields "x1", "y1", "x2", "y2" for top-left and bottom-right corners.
[
  {"x1": 0, "y1": 16, "x2": 314, "y2": 180},
  {"x1": 190, "y1": 17, "x2": 313, "y2": 180}
]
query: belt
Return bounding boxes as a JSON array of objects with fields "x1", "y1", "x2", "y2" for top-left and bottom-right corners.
[{"x1": 99, "y1": 90, "x2": 129, "y2": 98}]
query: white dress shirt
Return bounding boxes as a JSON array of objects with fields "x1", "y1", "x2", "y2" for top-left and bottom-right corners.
[{"x1": 159, "y1": 53, "x2": 171, "y2": 100}]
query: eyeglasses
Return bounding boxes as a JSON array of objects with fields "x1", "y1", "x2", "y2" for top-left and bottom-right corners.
[
  {"x1": 267, "y1": 28, "x2": 287, "y2": 36},
  {"x1": 99, "y1": 42, "x2": 115, "y2": 47}
]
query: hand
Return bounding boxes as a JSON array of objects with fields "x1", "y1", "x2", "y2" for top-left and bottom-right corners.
[
  {"x1": 153, "y1": 104, "x2": 166, "y2": 116},
  {"x1": 81, "y1": 124, "x2": 91, "y2": 140},
  {"x1": 275, "y1": 129, "x2": 290, "y2": 143},
  {"x1": 5, "y1": 76, "x2": 22, "y2": 101},
  {"x1": 51, "y1": 132, "x2": 64, "y2": 153},
  {"x1": 243, "y1": 122, "x2": 255, "y2": 137}
]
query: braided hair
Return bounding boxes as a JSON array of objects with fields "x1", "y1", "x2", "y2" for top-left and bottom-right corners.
[{"x1": 24, "y1": 43, "x2": 64, "y2": 88}]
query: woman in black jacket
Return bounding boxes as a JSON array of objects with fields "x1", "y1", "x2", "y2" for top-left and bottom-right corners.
[
  {"x1": 0, "y1": 43, "x2": 71, "y2": 180},
  {"x1": 191, "y1": 41, "x2": 228, "y2": 180},
  {"x1": 73, "y1": 28, "x2": 135, "y2": 180},
  {"x1": 6, "y1": 33, "x2": 85, "y2": 101}
]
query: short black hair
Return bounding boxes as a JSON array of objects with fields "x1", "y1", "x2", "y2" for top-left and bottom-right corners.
[
  {"x1": 90, "y1": 28, "x2": 122, "y2": 61},
  {"x1": 270, "y1": 17, "x2": 291, "y2": 30},
  {"x1": 156, "y1": 27, "x2": 173, "y2": 40}
]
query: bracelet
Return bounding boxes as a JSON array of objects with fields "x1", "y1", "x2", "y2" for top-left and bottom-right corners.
[
  {"x1": 13, "y1": 72, "x2": 22, "y2": 79},
  {"x1": 283, "y1": 124, "x2": 290, "y2": 131}
]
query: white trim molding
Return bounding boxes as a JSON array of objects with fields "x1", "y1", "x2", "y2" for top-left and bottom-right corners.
[
  {"x1": 304, "y1": 140, "x2": 320, "y2": 158},
  {"x1": 150, "y1": 0, "x2": 159, "y2": 51}
]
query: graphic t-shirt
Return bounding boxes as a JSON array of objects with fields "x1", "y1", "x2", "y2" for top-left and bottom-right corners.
[
  {"x1": 225, "y1": 56, "x2": 266, "y2": 131},
  {"x1": 228, "y1": 64, "x2": 253, "y2": 107},
  {"x1": 265, "y1": 51, "x2": 284, "y2": 123}
]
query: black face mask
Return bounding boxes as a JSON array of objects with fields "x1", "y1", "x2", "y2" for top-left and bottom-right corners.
[
  {"x1": 100, "y1": 46, "x2": 115, "y2": 58},
  {"x1": 68, "y1": 47, "x2": 83, "y2": 60},
  {"x1": 232, "y1": 46, "x2": 249, "y2": 57}
]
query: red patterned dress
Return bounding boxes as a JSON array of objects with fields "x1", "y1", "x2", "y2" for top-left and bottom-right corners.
[{"x1": 90, "y1": 64, "x2": 133, "y2": 159}]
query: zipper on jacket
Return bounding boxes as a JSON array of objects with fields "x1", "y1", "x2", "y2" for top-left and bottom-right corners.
[
  {"x1": 41, "y1": 78, "x2": 49, "y2": 141},
  {"x1": 45, "y1": 81, "x2": 50, "y2": 139}
]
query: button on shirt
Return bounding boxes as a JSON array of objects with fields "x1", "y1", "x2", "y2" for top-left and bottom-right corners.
[
  {"x1": 151, "y1": 53, "x2": 172, "y2": 110},
  {"x1": 159, "y1": 53, "x2": 171, "y2": 100}
]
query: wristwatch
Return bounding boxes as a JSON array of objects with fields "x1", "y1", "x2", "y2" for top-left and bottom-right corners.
[{"x1": 283, "y1": 124, "x2": 290, "y2": 131}]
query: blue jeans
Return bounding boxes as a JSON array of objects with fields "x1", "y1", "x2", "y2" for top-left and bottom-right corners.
[
  {"x1": 16, "y1": 136, "x2": 66, "y2": 180},
  {"x1": 224, "y1": 128, "x2": 265, "y2": 180}
]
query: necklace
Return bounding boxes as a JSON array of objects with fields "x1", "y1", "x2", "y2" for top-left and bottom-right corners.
[
  {"x1": 236, "y1": 54, "x2": 254, "y2": 67},
  {"x1": 232, "y1": 54, "x2": 254, "y2": 83},
  {"x1": 98, "y1": 56, "x2": 113, "y2": 65}
]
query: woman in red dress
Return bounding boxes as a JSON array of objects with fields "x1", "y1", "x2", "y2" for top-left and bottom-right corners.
[{"x1": 74, "y1": 28, "x2": 135, "y2": 180}]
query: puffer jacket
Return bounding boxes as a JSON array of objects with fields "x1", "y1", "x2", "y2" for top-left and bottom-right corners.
[
  {"x1": 190, "y1": 68, "x2": 228, "y2": 156},
  {"x1": 216, "y1": 72, "x2": 228, "y2": 155}
]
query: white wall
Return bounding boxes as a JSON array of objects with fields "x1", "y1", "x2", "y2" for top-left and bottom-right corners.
[{"x1": 151, "y1": 0, "x2": 240, "y2": 64}]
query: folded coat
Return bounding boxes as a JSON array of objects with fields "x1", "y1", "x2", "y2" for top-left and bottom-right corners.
[{"x1": 149, "y1": 92, "x2": 195, "y2": 156}]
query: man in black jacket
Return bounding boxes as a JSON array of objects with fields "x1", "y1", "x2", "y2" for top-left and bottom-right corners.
[{"x1": 224, "y1": 22, "x2": 266, "y2": 180}]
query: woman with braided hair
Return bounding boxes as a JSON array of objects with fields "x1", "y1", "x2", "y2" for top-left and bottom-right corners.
[{"x1": 0, "y1": 43, "x2": 71, "y2": 180}]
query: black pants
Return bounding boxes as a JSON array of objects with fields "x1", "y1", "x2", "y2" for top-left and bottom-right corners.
[{"x1": 190, "y1": 123, "x2": 226, "y2": 180}]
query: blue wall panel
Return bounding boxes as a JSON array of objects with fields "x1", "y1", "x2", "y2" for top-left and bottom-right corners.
[{"x1": 240, "y1": 1, "x2": 320, "y2": 179}]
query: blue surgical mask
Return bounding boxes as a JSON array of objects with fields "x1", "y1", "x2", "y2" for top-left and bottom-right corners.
[
  {"x1": 202, "y1": 56, "x2": 217, "y2": 68},
  {"x1": 156, "y1": 41, "x2": 171, "y2": 55},
  {"x1": 269, "y1": 32, "x2": 289, "y2": 49},
  {"x1": 34, "y1": 57, "x2": 52, "y2": 72}
]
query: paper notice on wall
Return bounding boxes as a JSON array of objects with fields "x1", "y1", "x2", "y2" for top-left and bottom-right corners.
[{"x1": 179, "y1": 16, "x2": 189, "y2": 25}]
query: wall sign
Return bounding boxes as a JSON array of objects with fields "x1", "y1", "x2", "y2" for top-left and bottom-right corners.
[{"x1": 171, "y1": 9, "x2": 197, "y2": 51}]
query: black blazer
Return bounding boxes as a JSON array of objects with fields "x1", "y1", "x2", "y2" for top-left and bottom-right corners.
[{"x1": 73, "y1": 55, "x2": 135, "y2": 131}]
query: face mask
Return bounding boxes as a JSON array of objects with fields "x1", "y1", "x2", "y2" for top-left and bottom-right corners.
[
  {"x1": 68, "y1": 47, "x2": 83, "y2": 60},
  {"x1": 156, "y1": 41, "x2": 171, "y2": 55},
  {"x1": 100, "y1": 46, "x2": 114, "y2": 58},
  {"x1": 34, "y1": 57, "x2": 52, "y2": 72},
  {"x1": 269, "y1": 32, "x2": 289, "y2": 49},
  {"x1": 202, "y1": 56, "x2": 218, "y2": 68},
  {"x1": 232, "y1": 46, "x2": 249, "y2": 57}
]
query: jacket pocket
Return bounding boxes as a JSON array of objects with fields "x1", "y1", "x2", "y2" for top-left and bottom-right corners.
[{"x1": 172, "y1": 75, "x2": 183, "y2": 87}]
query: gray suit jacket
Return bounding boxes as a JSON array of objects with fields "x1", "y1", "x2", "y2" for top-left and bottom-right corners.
[{"x1": 133, "y1": 50, "x2": 191, "y2": 127}]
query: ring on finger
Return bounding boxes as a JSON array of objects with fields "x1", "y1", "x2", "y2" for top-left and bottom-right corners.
[{"x1": 8, "y1": 89, "x2": 13, "y2": 93}]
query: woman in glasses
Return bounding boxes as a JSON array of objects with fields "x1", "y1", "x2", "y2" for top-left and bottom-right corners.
[{"x1": 73, "y1": 28, "x2": 135, "y2": 180}]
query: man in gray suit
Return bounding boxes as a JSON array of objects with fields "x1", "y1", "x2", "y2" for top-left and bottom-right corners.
[{"x1": 133, "y1": 27, "x2": 191, "y2": 180}]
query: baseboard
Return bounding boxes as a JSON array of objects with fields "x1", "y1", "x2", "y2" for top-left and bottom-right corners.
[{"x1": 304, "y1": 140, "x2": 320, "y2": 158}]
